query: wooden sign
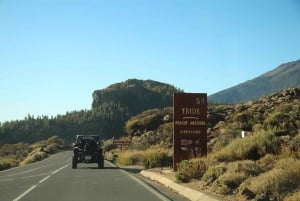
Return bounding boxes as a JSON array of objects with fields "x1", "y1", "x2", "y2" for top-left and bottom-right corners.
[{"x1": 173, "y1": 93, "x2": 207, "y2": 171}]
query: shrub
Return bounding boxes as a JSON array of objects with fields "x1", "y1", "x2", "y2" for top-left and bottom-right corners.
[
  {"x1": 284, "y1": 190, "x2": 300, "y2": 201},
  {"x1": 232, "y1": 111, "x2": 255, "y2": 130},
  {"x1": 175, "y1": 158, "x2": 208, "y2": 183},
  {"x1": 210, "y1": 160, "x2": 262, "y2": 194},
  {"x1": 20, "y1": 150, "x2": 47, "y2": 165},
  {"x1": 246, "y1": 158, "x2": 300, "y2": 200},
  {"x1": 257, "y1": 154, "x2": 277, "y2": 171},
  {"x1": 287, "y1": 133, "x2": 300, "y2": 158},
  {"x1": 143, "y1": 150, "x2": 171, "y2": 169},
  {"x1": 130, "y1": 136, "x2": 151, "y2": 150},
  {"x1": 0, "y1": 157, "x2": 17, "y2": 170},
  {"x1": 216, "y1": 131, "x2": 281, "y2": 162},
  {"x1": 263, "y1": 112, "x2": 291, "y2": 131},
  {"x1": 116, "y1": 150, "x2": 144, "y2": 166},
  {"x1": 116, "y1": 148, "x2": 171, "y2": 168},
  {"x1": 104, "y1": 151, "x2": 117, "y2": 162},
  {"x1": 211, "y1": 128, "x2": 241, "y2": 152},
  {"x1": 201, "y1": 163, "x2": 227, "y2": 182}
]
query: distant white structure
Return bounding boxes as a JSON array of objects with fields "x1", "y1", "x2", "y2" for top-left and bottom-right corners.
[{"x1": 241, "y1": 131, "x2": 246, "y2": 138}]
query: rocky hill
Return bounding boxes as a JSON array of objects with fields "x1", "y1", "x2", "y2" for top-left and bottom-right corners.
[
  {"x1": 92, "y1": 79, "x2": 181, "y2": 116},
  {"x1": 209, "y1": 59, "x2": 300, "y2": 103},
  {"x1": 125, "y1": 87, "x2": 300, "y2": 151}
]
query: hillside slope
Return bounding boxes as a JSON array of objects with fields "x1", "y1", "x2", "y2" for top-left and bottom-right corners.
[
  {"x1": 209, "y1": 59, "x2": 300, "y2": 103},
  {"x1": 122, "y1": 87, "x2": 300, "y2": 200},
  {"x1": 92, "y1": 79, "x2": 181, "y2": 115}
]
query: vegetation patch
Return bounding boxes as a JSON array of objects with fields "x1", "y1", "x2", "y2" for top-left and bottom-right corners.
[
  {"x1": 215, "y1": 131, "x2": 281, "y2": 162},
  {"x1": 175, "y1": 158, "x2": 208, "y2": 183},
  {"x1": 116, "y1": 150, "x2": 145, "y2": 166},
  {"x1": 0, "y1": 136, "x2": 64, "y2": 171},
  {"x1": 240, "y1": 158, "x2": 300, "y2": 200},
  {"x1": 143, "y1": 150, "x2": 171, "y2": 169},
  {"x1": 116, "y1": 148, "x2": 172, "y2": 169}
]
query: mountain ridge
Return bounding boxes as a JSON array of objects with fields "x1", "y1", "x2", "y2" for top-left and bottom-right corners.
[{"x1": 208, "y1": 59, "x2": 300, "y2": 103}]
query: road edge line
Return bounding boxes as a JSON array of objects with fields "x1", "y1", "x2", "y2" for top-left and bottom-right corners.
[{"x1": 105, "y1": 161, "x2": 171, "y2": 201}]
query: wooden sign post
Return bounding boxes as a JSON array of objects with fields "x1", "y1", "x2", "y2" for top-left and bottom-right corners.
[{"x1": 173, "y1": 93, "x2": 207, "y2": 171}]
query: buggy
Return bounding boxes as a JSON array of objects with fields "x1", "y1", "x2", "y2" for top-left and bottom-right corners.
[{"x1": 72, "y1": 135, "x2": 104, "y2": 169}]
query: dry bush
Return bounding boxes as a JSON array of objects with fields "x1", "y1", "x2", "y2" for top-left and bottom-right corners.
[
  {"x1": 211, "y1": 128, "x2": 240, "y2": 152},
  {"x1": 246, "y1": 158, "x2": 300, "y2": 200},
  {"x1": 201, "y1": 163, "x2": 227, "y2": 182},
  {"x1": 257, "y1": 154, "x2": 277, "y2": 171},
  {"x1": 116, "y1": 148, "x2": 171, "y2": 168},
  {"x1": 284, "y1": 190, "x2": 300, "y2": 201},
  {"x1": 116, "y1": 150, "x2": 145, "y2": 166},
  {"x1": 0, "y1": 136, "x2": 64, "y2": 170},
  {"x1": 143, "y1": 149, "x2": 171, "y2": 169},
  {"x1": 0, "y1": 157, "x2": 18, "y2": 170},
  {"x1": 209, "y1": 160, "x2": 262, "y2": 194},
  {"x1": 0, "y1": 143, "x2": 30, "y2": 159},
  {"x1": 175, "y1": 158, "x2": 208, "y2": 183},
  {"x1": 284, "y1": 132, "x2": 300, "y2": 158},
  {"x1": 216, "y1": 131, "x2": 280, "y2": 162},
  {"x1": 20, "y1": 149, "x2": 47, "y2": 166}
]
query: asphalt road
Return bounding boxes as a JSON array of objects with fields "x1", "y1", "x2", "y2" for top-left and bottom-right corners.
[{"x1": 0, "y1": 151, "x2": 187, "y2": 201}]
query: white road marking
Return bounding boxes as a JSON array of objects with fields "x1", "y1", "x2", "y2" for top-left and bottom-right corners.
[
  {"x1": 0, "y1": 173, "x2": 50, "y2": 183},
  {"x1": 105, "y1": 161, "x2": 171, "y2": 201},
  {"x1": 12, "y1": 185, "x2": 37, "y2": 201},
  {"x1": 52, "y1": 164, "x2": 68, "y2": 175},
  {"x1": 11, "y1": 164, "x2": 69, "y2": 201},
  {"x1": 39, "y1": 175, "x2": 51, "y2": 184}
]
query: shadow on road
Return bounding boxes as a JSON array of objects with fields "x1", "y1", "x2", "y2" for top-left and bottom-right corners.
[
  {"x1": 72, "y1": 163, "x2": 144, "y2": 173},
  {"x1": 121, "y1": 166, "x2": 143, "y2": 174}
]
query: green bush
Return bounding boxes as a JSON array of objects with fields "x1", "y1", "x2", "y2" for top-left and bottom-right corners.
[{"x1": 175, "y1": 158, "x2": 208, "y2": 183}]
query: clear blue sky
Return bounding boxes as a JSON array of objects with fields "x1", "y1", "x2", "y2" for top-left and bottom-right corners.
[{"x1": 0, "y1": 0, "x2": 300, "y2": 123}]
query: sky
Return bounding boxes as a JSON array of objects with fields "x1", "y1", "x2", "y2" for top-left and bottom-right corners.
[{"x1": 0, "y1": 0, "x2": 300, "y2": 123}]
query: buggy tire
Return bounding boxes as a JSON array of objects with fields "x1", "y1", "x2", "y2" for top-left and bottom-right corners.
[
  {"x1": 98, "y1": 156, "x2": 104, "y2": 169},
  {"x1": 72, "y1": 156, "x2": 77, "y2": 169}
]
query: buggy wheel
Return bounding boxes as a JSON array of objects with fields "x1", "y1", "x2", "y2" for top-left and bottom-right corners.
[
  {"x1": 98, "y1": 156, "x2": 104, "y2": 169},
  {"x1": 72, "y1": 156, "x2": 77, "y2": 169}
]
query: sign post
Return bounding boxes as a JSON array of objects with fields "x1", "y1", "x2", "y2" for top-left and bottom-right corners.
[{"x1": 173, "y1": 93, "x2": 207, "y2": 171}]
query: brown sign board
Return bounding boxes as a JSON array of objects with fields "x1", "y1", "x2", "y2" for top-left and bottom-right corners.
[
  {"x1": 173, "y1": 93, "x2": 207, "y2": 171},
  {"x1": 113, "y1": 140, "x2": 130, "y2": 148}
]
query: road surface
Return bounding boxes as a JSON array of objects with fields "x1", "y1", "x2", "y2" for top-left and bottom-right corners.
[{"x1": 0, "y1": 151, "x2": 187, "y2": 201}]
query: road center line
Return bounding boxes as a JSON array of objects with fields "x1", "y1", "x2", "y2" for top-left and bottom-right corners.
[
  {"x1": 39, "y1": 175, "x2": 51, "y2": 184},
  {"x1": 12, "y1": 164, "x2": 69, "y2": 201},
  {"x1": 12, "y1": 185, "x2": 37, "y2": 201},
  {"x1": 52, "y1": 164, "x2": 68, "y2": 175}
]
